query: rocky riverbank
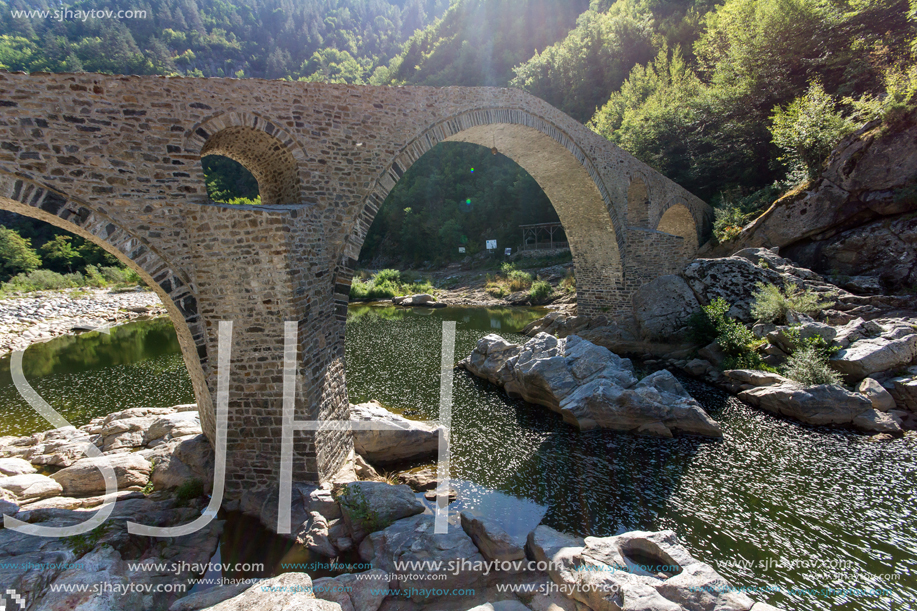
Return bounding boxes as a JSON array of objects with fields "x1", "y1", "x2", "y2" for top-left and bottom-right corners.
[
  {"x1": 0, "y1": 287, "x2": 166, "y2": 357},
  {"x1": 1, "y1": 402, "x2": 785, "y2": 611},
  {"x1": 515, "y1": 247, "x2": 917, "y2": 436}
]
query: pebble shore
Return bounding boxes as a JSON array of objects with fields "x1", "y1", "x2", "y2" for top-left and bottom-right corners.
[{"x1": 0, "y1": 287, "x2": 166, "y2": 356}]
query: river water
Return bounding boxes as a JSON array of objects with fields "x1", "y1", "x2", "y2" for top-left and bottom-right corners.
[{"x1": 1, "y1": 307, "x2": 915, "y2": 610}]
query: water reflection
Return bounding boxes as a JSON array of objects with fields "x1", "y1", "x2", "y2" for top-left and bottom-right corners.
[{"x1": 0, "y1": 318, "x2": 194, "y2": 437}]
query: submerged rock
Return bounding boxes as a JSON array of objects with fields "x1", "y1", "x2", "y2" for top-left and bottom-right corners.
[{"x1": 460, "y1": 333, "x2": 722, "y2": 438}]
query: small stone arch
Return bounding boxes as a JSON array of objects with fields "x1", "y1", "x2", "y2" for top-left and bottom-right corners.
[
  {"x1": 185, "y1": 112, "x2": 306, "y2": 206},
  {"x1": 627, "y1": 175, "x2": 650, "y2": 227},
  {"x1": 0, "y1": 172, "x2": 215, "y2": 439},
  {"x1": 653, "y1": 198, "x2": 702, "y2": 253}
]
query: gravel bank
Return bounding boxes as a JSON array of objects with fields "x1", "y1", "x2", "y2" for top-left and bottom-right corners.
[{"x1": 0, "y1": 288, "x2": 166, "y2": 356}]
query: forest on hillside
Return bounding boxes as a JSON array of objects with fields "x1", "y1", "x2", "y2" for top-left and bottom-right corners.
[{"x1": 0, "y1": 0, "x2": 914, "y2": 269}]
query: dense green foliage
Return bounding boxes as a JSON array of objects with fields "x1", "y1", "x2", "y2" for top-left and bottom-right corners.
[
  {"x1": 379, "y1": 0, "x2": 589, "y2": 86},
  {"x1": 587, "y1": 0, "x2": 915, "y2": 201},
  {"x1": 781, "y1": 337, "x2": 843, "y2": 386},
  {"x1": 360, "y1": 142, "x2": 561, "y2": 266},
  {"x1": 0, "y1": 0, "x2": 448, "y2": 80},
  {"x1": 0, "y1": 226, "x2": 41, "y2": 280},
  {"x1": 349, "y1": 268, "x2": 436, "y2": 300}
]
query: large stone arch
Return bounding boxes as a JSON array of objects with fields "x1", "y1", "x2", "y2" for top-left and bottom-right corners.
[
  {"x1": 184, "y1": 112, "x2": 307, "y2": 206},
  {"x1": 339, "y1": 107, "x2": 627, "y2": 316},
  {"x1": 0, "y1": 172, "x2": 215, "y2": 438}
]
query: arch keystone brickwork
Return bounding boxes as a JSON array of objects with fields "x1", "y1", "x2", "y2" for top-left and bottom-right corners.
[{"x1": 0, "y1": 72, "x2": 711, "y2": 496}]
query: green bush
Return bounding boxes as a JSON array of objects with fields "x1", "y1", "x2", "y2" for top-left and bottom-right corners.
[
  {"x1": 529, "y1": 280, "x2": 553, "y2": 303},
  {"x1": 781, "y1": 344, "x2": 843, "y2": 386},
  {"x1": 174, "y1": 479, "x2": 205, "y2": 505},
  {"x1": 687, "y1": 297, "x2": 730, "y2": 345},
  {"x1": 750, "y1": 282, "x2": 833, "y2": 323},
  {"x1": 688, "y1": 297, "x2": 772, "y2": 370},
  {"x1": 374, "y1": 269, "x2": 401, "y2": 284}
]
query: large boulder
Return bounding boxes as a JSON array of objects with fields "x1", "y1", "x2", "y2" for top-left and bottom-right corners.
[
  {"x1": 313, "y1": 569, "x2": 388, "y2": 611},
  {"x1": 681, "y1": 256, "x2": 791, "y2": 322},
  {"x1": 349, "y1": 401, "x2": 440, "y2": 465},
  {"x1": 200, "y1": 573, "x2": 342, "y2": 611},
  {"x1": 144, "y1": 412, "x2": 202, "y2": 445},
  {"x1": 830, "y1": 328, "x2": 917, "y2": 382},
  {"x1": 631, "y1": 275, "x2": 700, "y2": 341},
  {"x1": 337, "y1": 481, "x2": 424, "y2": 544},
  {"x1": 0, "y1": 473, "x2": 62, "y2": 501},
  {"x1": 50, "y1": 453, "x2": 151, "y2": 496},
  {"x1": 461, "y1": 334, "x2": 523, "y2": 388},
  {"x1": 462, "y1": 334, "x2": 722, "y2": 438},
  {"x1": 359, "y1": 513, "x2": 487, "y2": 600},
  {"x1": 461, "y1": 511, "x2": 525, "y2": 562},
  {"x1": 884, "y1": 367, "x2": 917, "y2": 411},
  {"x1": 534, "y1": 528, "x2": 760, "y2": 611},
  {"x1": 0, "y1": 457, "x2": 37, "y2": 476},
  {"x1": 738, "y1": 383, "x2": 902, "y2": 433}
]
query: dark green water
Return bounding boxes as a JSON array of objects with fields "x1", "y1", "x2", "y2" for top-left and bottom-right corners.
[
  {"x1": 1, "y1": 308, "x2": 915, "y2": 611},
  {"x1": 0, "y1": 318, "x2": 194, "y2": 437}
]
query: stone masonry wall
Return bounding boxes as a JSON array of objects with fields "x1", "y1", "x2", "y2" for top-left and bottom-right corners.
[{"x1": 0, "y1": 71, "x2": 710, "y2": 495}]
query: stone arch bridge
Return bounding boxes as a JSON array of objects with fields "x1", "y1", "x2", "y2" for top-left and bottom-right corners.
[{"x1": 0, "y1": 72, "x2": 711, "y2": 493}]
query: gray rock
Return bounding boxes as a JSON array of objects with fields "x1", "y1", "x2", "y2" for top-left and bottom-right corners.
[
  {"x1": 857, "y1": 378, "x2": 897, "y2": 411},
  {"x1": 463, "y1": 334, "x2": 721, "y2": 438},
  {"x1": 173, "y1": 435, "x2": 215, "y2": 493},
  {"x1": 338, "y1": 481, "x2": 424, "y2": 544},
  {"x1": 682, "y1": 256, "x2": 788, "y2": 322},
  {"x1": 0, "y1": 473, "x2": 62, "y2": 501},
  {"x1": 540, "y1": 529, "x2": 757, "y2": 611},
  {"x1": 697, "y1": 342, "x2": 727, "y2": 368},
  {"x1": 830, "y1": 332, "x2": 917, "y2": 382},
  {"x1": 684, "y1": 358, "x2": 711, "y2": 376},
  {"x1": 50, "y1": 453, "x2": 151, "y2": 496},
  {"x1": 313, "y1": 569, "x2": 388, "y2": 611},
  {"x1": 398, "y1": 466, "x2": 439, "y2": 491},
  {"x1": 559, "y1": 369, "x2": 722, "y2": 437},
  {"x1": 460, "y1": 334, "x2": 523, "y2": 388},
  {"x1": 200, "y1": 573, "x2": 342, "y2": 610},
  {"x1": 724, "y1": 370, "x2": 789, "y2": 387},
  {"x1": 297, "y1": 511, "x2": 339, "y2": 557},
  {"x1": 526, "y1": 525, "x2": 585, "y2": 568},
  {"x1": 169, "y1": 582, "x2": 255, "y2": 611},
  {"x1": 0, "y1": 457, "x2": 37, "y2": 476},
  {"x1": 632, "y1": 275, "x2": 699, "y2": 341},
  {"x1": 461, "y1": 512, "x2": 525, "y2": 562},
  {"x1": 359, "y1": 513, "x2": 486, "y2": 600},
  {"x1": 738, "y1": 383, "x2": 875, "y2": 427},
  {"x1": 145, "y1": 412, "x2": 202, "y2": 445},
  {"x1": 883, "y1": 366, "x2": 917, "y2": 412},
  {"x1": 465, "y1": 603, "x2": 531, "y2": 611},
  {"x1": 851, "y1": 409, "x2": 903, "y2": 434},
  {"x1": 350, "y1": 401, "x2": 440, "y2": 465},
  {"x1": 0, "y1": 488, "x2": 20, "y2": 516}
]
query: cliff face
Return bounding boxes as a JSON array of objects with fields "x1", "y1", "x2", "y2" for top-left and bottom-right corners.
[{"x1": 701, "y1": 109, "x2": 917, "y2": 292}]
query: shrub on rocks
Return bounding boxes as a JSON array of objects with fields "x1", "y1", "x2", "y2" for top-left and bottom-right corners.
[
  {"x1": 751, "y1": 281, "x2": 834, "y2": 323},
  {"x1": 782, "y1": 344, "x2": 844, "y2": 386}
]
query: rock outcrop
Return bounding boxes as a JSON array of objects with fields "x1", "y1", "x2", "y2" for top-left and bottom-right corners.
[
  {"x1": 349, "y1": 400, "x2": 441, "y2": 465},
  {"x1": 461, "y1": 333, "x2": 722, "y2": 438},
  {"x1": 700, "y1": 110, "x2": 917, "y2": 293}
]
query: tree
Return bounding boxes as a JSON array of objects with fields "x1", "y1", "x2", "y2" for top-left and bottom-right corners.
[
  {"x1": 0, "y1": 226, "x2": 41, "y2": 281},
  {"x1": 40, "y1": 235, "x2": 79, "y2": 273},
  {"x1": 769, "y1": 81, "x2": 856, "y2": 179}
]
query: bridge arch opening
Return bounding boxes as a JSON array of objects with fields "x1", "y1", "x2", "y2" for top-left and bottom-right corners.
[
  {"x1": 0, "y1": 175, "x2": 215, "y2": 440},
  {"x1": 200, "y1": 126, "x2": 299, "y2": 206},
  {"x1": 655, "y1": 201, "x2": 699, "y2": 252},
  {"x1": 342, "y1": 108, "x2": 627, "y2": 322}
]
